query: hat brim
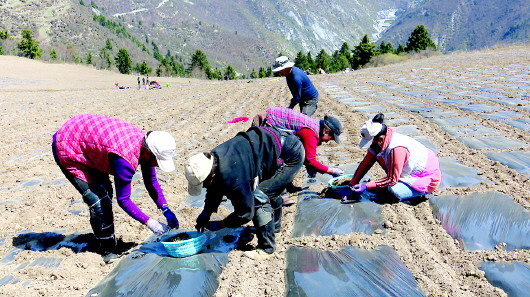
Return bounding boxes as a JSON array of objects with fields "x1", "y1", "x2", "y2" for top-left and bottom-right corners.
[
  {"x1": 272, "y1": 62, "x2": 294, "y2": 72},
  {"x1": 157, "y1": 158, "x2": 175, "y2": 172},
  {"x1": 188, "y1": 182, "x2": 203, "y2": 196},
  {"x1": 359, "y1": 137, "x2": 373, "y2": 148},
  {"x1": 334, "y1": 135, "x2": 341, "y2": 144}
]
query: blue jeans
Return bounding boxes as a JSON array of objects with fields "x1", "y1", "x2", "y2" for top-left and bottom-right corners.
[
  {"x1": 388, "y1": 182, "x2": 425, "y2": 200},
  {"x1": 362, "y1": 182, "x2": 425, "y2": 203}
]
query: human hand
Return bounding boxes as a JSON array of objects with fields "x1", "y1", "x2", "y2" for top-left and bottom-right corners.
[
  {"x1": 206, "y1": 220, "x2": 225, "y2": 231},
  {"x1": 146, "y1": 218, "x2": 169, "y2": 235},
  {"x1": 330, "y1": 167, "x2": 344, "y2": 177},
  {"x1": 195, "y1": 210, "x2": 212, "y2": 232},
  {"x1": 352, "y1": 183, "x2": 367, "y2": 193},
  {"x1": 162, "y1": 206, "x2": 179, "y2": 229}
]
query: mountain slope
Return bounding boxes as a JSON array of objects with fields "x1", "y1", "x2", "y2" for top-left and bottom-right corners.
[{"x1": 379, "y1": 0, "x2": 530, "y2": 52}]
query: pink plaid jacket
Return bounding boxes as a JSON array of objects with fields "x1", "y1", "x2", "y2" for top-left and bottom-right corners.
[{"x1": 54, "y1": 114, "x2": 145, "y2": 183}]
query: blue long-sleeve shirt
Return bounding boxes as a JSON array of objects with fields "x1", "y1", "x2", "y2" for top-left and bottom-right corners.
[{"x1": 286, "y1": 66, "x2": 319, "y2": 109}]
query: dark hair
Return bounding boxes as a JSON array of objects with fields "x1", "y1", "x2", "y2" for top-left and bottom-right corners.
[{"x1": 372, "y1": 113, "x2": 387, "y2": 137}]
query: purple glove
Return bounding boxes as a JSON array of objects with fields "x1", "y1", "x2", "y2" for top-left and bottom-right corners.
[
  {"x1": 330, "y1": 167, "x2": 344, "y2": 177},
  {"x1": 162, "y1": 206, "x2": 179, "y2": 229},
  {"x1": 352, "y1": 183, "x2": 367, "y2": 193}
]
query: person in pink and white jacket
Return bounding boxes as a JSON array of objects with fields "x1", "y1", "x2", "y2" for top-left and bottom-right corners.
[
  {"x1": 343, "y1": 113, "x2": 441, "y2": 204},
  {"x1": 52, "y1": 114, "x2": 178, "y2": 261}
]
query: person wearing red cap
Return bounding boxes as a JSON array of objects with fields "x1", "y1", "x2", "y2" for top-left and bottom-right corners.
[{"x1": 52, "y1": 114, "x2": 179, "y2": 262}]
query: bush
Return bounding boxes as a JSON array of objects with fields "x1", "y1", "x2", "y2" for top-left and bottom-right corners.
[{"x1": 365, "y1": 53, "x2": 408, "y2": 68}]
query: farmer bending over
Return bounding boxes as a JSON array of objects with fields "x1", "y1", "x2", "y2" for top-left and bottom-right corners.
[
  {"x1": 185, "y1": 126, "x2": 303, "y2": 260},
  {"x1": 52, "y1": 114, "x2": 179, "y2": 262}
]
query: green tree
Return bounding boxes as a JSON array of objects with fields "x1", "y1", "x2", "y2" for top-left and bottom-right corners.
[
  {"x1": 100, "y1": 48, "x2": 112, "y2": 69},
  {"x1": 294, "y1": 51, "x2": 309, "y2": 71},
  {"x1": 378, "y1": 41, "x2": 394, "y2": 54},
  {"x1": 86, "y1": 51, "x2": 92, "y2": 64},
  {"x1": 50, "y1": 48, "x2": 58, "y2": 60},
  {"x1": 0, "y1": 46, "x2": 3, "y2": 55},
  {"x1": 0, "y1": 30, "x2": 9, "y2": 40},
  {"x1": 339, "y1": 42, "x2": 352, "y2": 63},
  {"x1": 405, "y1": 25, "x2": 436, "y2": 52},
  {"x1": 306, "y1": 52, "x2": 315, "y2": 72},
  {"x1": 188, "y1": 49, "x2": 212, "y2": 79},
  {"x1": 250, "y1": 69, "x2": 258, "y2": 79},
  {"x1": 330, "y1": 51, "x2": 350, "y2": 72},
  {"x1": 315, "y1": 49, "x2": 331, "y2": 73},
  {"x1": 395, "y1": 44, "x2": 406, "y2": 55},
  {"x1": 17, "y1": 28, "x2": 42, "y2": 59},
  {"x1": 137, "y1": 60, "x2": 152, "y2": 75},
  {"x1": 351, "y1": 34, "x2": 376, "y2": 69},
  {"x1": 114, "y1": 48, "x2": 132, "y2": 74},
  {"x1": 258, "y1": 67, "x2": 267, "y2": 78},
  {"x1": 224, "y1": 64, "x2": 237, "y2": 80},
  {"x1": 105, "y1": 39, "x2": 113, "y2": 50}
]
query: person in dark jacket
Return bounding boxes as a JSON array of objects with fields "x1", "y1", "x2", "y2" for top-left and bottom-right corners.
[
  {"x1": 185, "y1": 126, "x2": 304, "y2": 260},
  {"x1": 273, "y1": 56, "x2": 319, "y2": 116}
]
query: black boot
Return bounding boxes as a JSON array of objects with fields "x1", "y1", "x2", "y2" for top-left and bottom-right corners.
[{"x1": 270, "y1": 195, "x2": 283, "y2": 233}]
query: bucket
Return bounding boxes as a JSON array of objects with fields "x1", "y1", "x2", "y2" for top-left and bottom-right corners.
[
  {"x1": 327, "y1": 174, "x2": 354, "y2": 196},
  {"x1": 161, "y1": 231, "x2": 207, "y2": 258}
]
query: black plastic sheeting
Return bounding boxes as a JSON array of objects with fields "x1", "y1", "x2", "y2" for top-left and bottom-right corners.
[
  {"x1": 438, "y1": 157, "x2": 492, "y2": 189},
  {"x1": 87, "y1": 227, "x2": 249, "y2": 297},
  {"x1": 429, "y1": 192, "x2": 530, "y2": 251},
  {"x1": 479, "y1": 262, "x2": 530, "y2": 297},
  {"x1": 285, "y1": 246, "x2": 425, "y2": 297}
]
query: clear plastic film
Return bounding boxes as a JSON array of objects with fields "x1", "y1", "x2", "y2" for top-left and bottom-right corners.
[
  {"x1": 479, "y1": 262, "x2": 530, "y2": 297},
  {"x1": 285, "y1": 245, "x2": 425, "y2": 297}
]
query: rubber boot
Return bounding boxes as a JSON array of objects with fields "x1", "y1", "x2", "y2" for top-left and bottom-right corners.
[
  {"x1": 255, "y1": 219, "x2": 275, "y2": 254},
  {"x1": 270, "y1": 195, "x2": 283, "y2": 233}
]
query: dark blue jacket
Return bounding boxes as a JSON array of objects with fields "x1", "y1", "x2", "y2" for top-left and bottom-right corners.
[{"x1": 287, "y1": 66, "x2": 319, "y2": 108}]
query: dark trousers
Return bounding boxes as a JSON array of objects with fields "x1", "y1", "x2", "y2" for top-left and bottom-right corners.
[
  {"x1": 52, "y1": 139, "x2": 116, "y2": 250},
  {"x1": 255, "y1": 132, "x2": 304, "y2": 251}
]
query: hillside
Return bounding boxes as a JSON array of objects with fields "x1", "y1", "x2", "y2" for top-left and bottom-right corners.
[{"x1": 379, "y1": 0, "x2": 530, "y2": 52}]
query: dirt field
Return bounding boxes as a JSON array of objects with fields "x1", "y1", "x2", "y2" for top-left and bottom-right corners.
[{"x1": 0, "y1": 46, "x2": 529, "y2": 296}]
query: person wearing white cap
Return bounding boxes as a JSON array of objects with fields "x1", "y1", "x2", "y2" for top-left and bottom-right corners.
[
  {"x1": 185, "y1": 126, "x2": 304, "y2": 260},
  {"x1": 272, "y1": 56, "x2": 319, "y2": 116},
  {"x1": 52, "y1": 114, "x2": 178, "y2": 262},
  {"x1": 342, "y1": 113, "x2": 441, "y2": 204}
]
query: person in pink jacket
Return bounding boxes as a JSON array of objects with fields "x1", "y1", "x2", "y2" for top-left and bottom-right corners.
[
  {"x1": 52, "y1": 114, "x2": 178, "y2": 262},
  {"x1": 343, "y1": 113, "x2": 441, "y2": 204}
]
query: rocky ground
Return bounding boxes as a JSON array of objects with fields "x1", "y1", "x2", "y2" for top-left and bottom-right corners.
[{"x1": 0, "y1": 46, "x2": 529, "y2": 296}]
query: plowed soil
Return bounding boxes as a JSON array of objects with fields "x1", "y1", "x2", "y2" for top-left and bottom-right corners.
[{"x1": 0, "y1": 46, "x2": 529, "y2": 297}]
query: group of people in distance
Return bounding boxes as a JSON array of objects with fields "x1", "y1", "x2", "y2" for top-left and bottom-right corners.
[{"x1": 52, "y1": 56, "x2": 441, "y2": 262}]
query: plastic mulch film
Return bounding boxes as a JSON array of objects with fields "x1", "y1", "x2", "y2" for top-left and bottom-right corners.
[
  {"x1": 285, "y1": 246, "x2": 426, "y2": 297},
  {"x1": 182, "y1": 188, "x2": 234, "y2": 212},
  {"x1": 457, "y1": 136, "x2": 528, "y2": 150},
  {"x1": 428, "y1": 116, "x2": 479, "y2": 127},
  {"x1": 479, "y1": 262, "x2": 530, "y2": 297},
  {"x1": 87, "y1": 227, "x2": 249, "y2": 297},
  {"x1": 441, "y1": 125, "x2": 498, "y2": 137},
  {"x1": 291, "y1": 191, "x2": 383, "y2": 237},
  {"x1": 484, "y1": 151, "x2": 530, "y2": 176},
  {"x1": 438, "y1": 157, "x2": 492, "y2": 189},
  {"x1": 429, "y1": 192, "x2": 530, "y2": 251}
]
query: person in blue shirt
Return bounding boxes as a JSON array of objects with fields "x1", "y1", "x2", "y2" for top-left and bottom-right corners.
[{"x1": 272, "y1": 56, "x2": 319, "y2": 116}]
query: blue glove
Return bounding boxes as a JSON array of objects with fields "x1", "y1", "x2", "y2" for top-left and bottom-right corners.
[
  {"x1": 196, "y1": 210, "x2": 212, "y2": 232},
  {"x1": 206, "y1": 220, "x2": 225, "y2": 231},
  {"x1": 162, "y1": 206, "x2": 179, "y2": 229},
  {"x1": 352, "y1": 183, "x2": 367, "y2": 193}
]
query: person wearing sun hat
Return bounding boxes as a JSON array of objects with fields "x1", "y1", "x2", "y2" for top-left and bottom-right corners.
[
  {"x1": 272, "y1": 56, "x2": 319, "y2": 116},
  {"x1": 52, "y1": 114, "x2": 179, "y2": 262},
  {"x1": 185, "y1": 125, "x2": 304, "y2": 260},
  {"x1": 342, "y1": 113, "x2": 441, "y2": 204}
]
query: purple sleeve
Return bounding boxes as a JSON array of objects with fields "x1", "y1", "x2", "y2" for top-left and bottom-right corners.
[
  {"x1": 140, "y1": 163, "x2": 168, "y2": 208},
  {"x1": 109, "y1": 154, "x2": 150, "y2": 224}
]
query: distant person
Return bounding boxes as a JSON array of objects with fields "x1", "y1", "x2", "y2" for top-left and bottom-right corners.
[
  {"x1": 52, "y1": 114, "x2": 179, "y2": 262},
  {"x1": 137, "y1": 76, "x2": 141, "y2": 89},
  {"x1": 252, "y1": 107, "x2": 344, "y2": 194},
  {"x1": 185, "y1": 126, "x2": 304, "y2": 260},
  {"x1": 342, "y1": 113, "x2": 441, "y2": 204},
  {"x1": 272, "y1": 56, "x2": 319, "y2": 116},
  {"x1": 142, "y1": 77, "x2": 145, "y2": 85}
]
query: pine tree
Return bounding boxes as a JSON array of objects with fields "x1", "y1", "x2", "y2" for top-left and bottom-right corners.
[
  {"x1": 315, "y1": 49, "x2": 331, "y2": 73},
  {"x1": 250, "y1": 69, "x2": 258, "y2": 79},
  {"x1": 351, "y1": 34, "x2": 376, "y2": 69},
  {"x1": 294, "y1": 51, "x2": 309, "y2": 71},
  {"x1": 224, "y1": 65, "x2": 237, "y2": 80},
  {"x1": 405, "y1": 25, "x2": 436, "y2": 52},
  {"x1": 115, "y1": 48, "x2": 132, "y2": 74},
  {"x1": 188, "y1": 49, "x2": 211, "y2": 79},
  {"x1": 18, "y1": 28, "x2": 42, "y2": 59}
]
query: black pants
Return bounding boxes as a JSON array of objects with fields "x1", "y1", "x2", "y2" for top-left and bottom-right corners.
[
  {"x1": 255, "y1": 132, "x2": 304, "y2": 251},
  {"x1": 52, "y1": 138, "x2": 116, "y2": 250}
]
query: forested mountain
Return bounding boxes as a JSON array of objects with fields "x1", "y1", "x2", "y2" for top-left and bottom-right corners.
[{"x1": 0, "y1": 0, "x2": 527, "y2": 74}]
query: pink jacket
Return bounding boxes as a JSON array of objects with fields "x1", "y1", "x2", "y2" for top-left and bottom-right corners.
[{"x1": 54, "y1": 114, "x2": 145, "y2": 183}]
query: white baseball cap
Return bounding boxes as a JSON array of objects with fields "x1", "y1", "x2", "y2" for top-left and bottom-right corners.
[
  {"x1": 145, "y1": 131, "x2": 176, "y2": 172},
  {"x1": 184, "y1": 153, "x2": 214, "y2": 196},
  {"x1": 358, "y1": 120, "x2": 384, "y2": 148}
]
